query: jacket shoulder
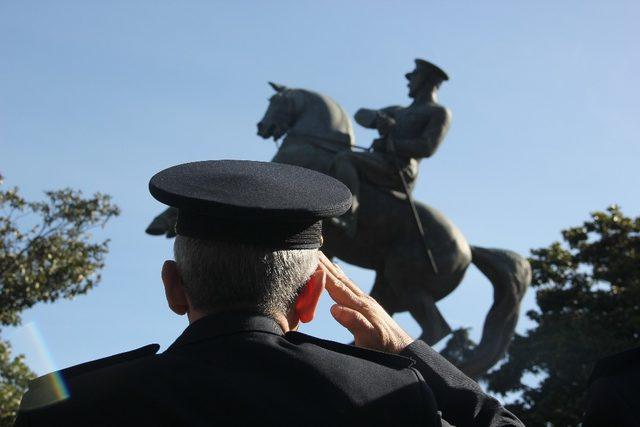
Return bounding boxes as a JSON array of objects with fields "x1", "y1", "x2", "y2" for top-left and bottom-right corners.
[
  {"x1": 19, "y1": 344, "x2": 159, "y2": 411},
  {"x1": 284, "y1": 331, "x2": 415, "y2": 370}
]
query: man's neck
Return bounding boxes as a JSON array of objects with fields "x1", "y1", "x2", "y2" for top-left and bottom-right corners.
[
  {"x1": 277, "y1": 311, "x2": 296, "y2": 333},
  {"x1": 411, "y1": 86, "x2": 438, "y2": 105},
  {"x1": 187, "y1": 306, "x2": 295, "y2": 333},
  {"x1": 187, "y1": 308, "x2": 208, "y2": 324}
]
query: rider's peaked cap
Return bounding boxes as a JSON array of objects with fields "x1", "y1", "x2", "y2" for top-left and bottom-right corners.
[
  {"x1": 414, "y1": 59, "x2": 449, "y2": 82},
  {"x1": 149, "y1": 160, "x2": 352, "y2": 249}
]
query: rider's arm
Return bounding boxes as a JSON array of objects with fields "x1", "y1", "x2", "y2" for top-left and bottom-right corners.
[
  {"x1": 394, "y1": 107, "x2": 451, "y2": 158},
  {"x1": 354, "y1": 109, "x2": 378, "y2": 128},
  {"x1": 354, "y1": 106, "x2": 402, "y2": 129}
]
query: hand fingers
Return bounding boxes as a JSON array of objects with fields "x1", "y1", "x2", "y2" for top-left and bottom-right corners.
[
  {"x1": 320, "y1": 265, "x2": 364, "y2": 307},
  {"x1": 318, "y1": 252, "x2": 344, "y2": 281},
  {"x1": 323, "y1": 273, "x2": 365, "y2": 311},
  {"x1": 318, "y1": 252, "x2": 373, "y2": 316},
  {"x1": 318, "y1": 252, "x2": 364, "y2": 296},
  {"x1": 330, "y1": 304, "x2": 375, "y2": 340}
]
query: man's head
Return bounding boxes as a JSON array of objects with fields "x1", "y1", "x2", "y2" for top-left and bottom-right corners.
[
  {"x1": 162, "y1": 236, "x2": 323, "y2": 328},
  {"x1": 405, "y1": 59, "x2": 449, "y2": 98},
  {"x1": 149, "y1": 160, "x2": 351, "y2": 329}
]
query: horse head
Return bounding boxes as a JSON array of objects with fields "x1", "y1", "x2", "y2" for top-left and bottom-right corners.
[{"x1": 257, "y1": 82, "x2": 298, "y2": 141}]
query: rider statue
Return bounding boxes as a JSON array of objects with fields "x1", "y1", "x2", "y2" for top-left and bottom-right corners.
[{"x1": 331, "y1": 59, "x2": 452, "y2": 236}]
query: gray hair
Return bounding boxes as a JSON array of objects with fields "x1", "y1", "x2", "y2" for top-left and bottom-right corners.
[{"x1": 173, "y1": 236, "x2": 319, "y2": 316}]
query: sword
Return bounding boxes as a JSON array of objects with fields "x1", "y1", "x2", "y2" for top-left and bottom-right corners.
[{"x1": 387, "y1": 135, "x2": 439, "y2": 275}]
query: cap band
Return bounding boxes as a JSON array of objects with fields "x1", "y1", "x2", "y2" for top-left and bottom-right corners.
[{"x1": 176, "y1": 210, "x2": 323, "y2": 250}]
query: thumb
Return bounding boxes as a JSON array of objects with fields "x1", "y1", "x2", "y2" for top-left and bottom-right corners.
[{"x1": 330, "y1": 305, "x2": 375, "y2": 341}]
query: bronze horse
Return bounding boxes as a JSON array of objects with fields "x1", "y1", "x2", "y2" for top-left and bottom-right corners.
[
  {"x1": 146, "y1": 83, "x2": 530, "y2": 378},
  {"x1": 256, "y1": 83, "x2": 530, "y2": 378}
]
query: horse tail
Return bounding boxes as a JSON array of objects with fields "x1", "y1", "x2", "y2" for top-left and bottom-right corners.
[
  {"x1": 461, "y1": 246, "x2": 531, "y2": 379},
  {"x1": 145, "y1": 207, "x2": 178, "y2": 238}
]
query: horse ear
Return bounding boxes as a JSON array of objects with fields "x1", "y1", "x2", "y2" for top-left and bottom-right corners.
[{"x1": 268, "y1": 82, "x2": 286, "y2": 92}]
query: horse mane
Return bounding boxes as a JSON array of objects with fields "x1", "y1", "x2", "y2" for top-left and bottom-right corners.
[{"x1": 286, "y1": 88, "x2": 354, "y2": 146}]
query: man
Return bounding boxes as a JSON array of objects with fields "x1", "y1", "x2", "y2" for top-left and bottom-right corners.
[
  {"x1": 16, "y1": 160, "x2": 521, "y2": 426},
  {"x1": 331, "y1": 59, "x2": 451, "y2": 237}
]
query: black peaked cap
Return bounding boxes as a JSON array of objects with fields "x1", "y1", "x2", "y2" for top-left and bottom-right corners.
[
  {"x1": 149, "y1": 160, "x2": 352, "y2": 249},
  {"x1": 415, "y1": 58, "x2": 449, "y2": 82}
]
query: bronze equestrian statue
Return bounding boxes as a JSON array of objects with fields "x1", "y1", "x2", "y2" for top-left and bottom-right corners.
[{"x1": 147, "y1": 60, "x2": 531, "y2": 378}]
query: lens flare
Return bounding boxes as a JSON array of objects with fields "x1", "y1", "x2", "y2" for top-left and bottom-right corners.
[{"x1": 19, "y1": 322, "x2": 70, "y2": 409}]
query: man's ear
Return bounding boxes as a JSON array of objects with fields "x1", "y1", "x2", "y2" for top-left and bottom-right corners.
[
  {"x1": 162, "y1": 260, "x2": 189, "y2": 316},
  {"x1": 294, "y1": 267, "x2": 325, "y2": 323}
]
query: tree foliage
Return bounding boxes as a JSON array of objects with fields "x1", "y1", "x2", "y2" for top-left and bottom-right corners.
[
  {"x1": 440, "y1": 327, "x2": 477, "y2": 367},
  {"x1": 484, "y1": 206, "x2": 640, "y2": 426},
  {"x1": 0, "y1": 341, "x2": 32, "y2": 426},
  {"x1": 0, "y1": 176, "x2": 119, "y2": 425}
]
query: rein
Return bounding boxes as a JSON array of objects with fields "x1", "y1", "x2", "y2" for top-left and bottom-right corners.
[{"x1": 282, "y1": 133, "x2": 372, "y2": 153}]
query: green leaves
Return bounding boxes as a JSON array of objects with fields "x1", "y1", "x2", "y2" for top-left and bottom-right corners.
[
  {"x1": 0, "y1": 182, "x2": 119, "y2": 425},
  {"x1": 440, "y1": 328, "x2": 477, "y2": 367},
  {"x1": 484, "y1": 206, "x2": 640, "y2": 426},
  {"x1": 0, "y1": 186, "x2": 119, "y2": 326},
  {"x1": 0, "y1": 341, "x2": 33, "y2": 426}
]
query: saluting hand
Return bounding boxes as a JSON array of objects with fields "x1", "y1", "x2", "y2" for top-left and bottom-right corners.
[{"x1": 318, "y1": 252, "x2": 413, "y2": 354}]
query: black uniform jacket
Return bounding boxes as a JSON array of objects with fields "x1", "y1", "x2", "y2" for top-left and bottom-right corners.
[
  {"x1": 15, "y1": 311, "x2": 522, "y2": 426},
  {"x1": 583, "y1": 346, "x2": 640, "y2": 427}
]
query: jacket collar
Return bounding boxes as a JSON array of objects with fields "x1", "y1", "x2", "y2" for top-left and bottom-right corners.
[{"x1": 165, "y1": 310, "x2": 284, "y2": 352}]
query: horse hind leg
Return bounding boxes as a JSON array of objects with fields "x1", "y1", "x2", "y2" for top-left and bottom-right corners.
[
  {"x1": 369, "y1": 273, "x2": 451, "y2": 350},
  {"x1": 369, "y1": 271, "x2": 402, "y2": 317},
  {"x1": 409, "y1": 294, "x2": 452, "y2": 346},
  {"x1": 381, "y1": 254, "x2": 463, "y2": 346}
]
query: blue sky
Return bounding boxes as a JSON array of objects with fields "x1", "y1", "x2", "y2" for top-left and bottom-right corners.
[{"x1": 2, "y1": 0, "x2": 639, "y2": 395}]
